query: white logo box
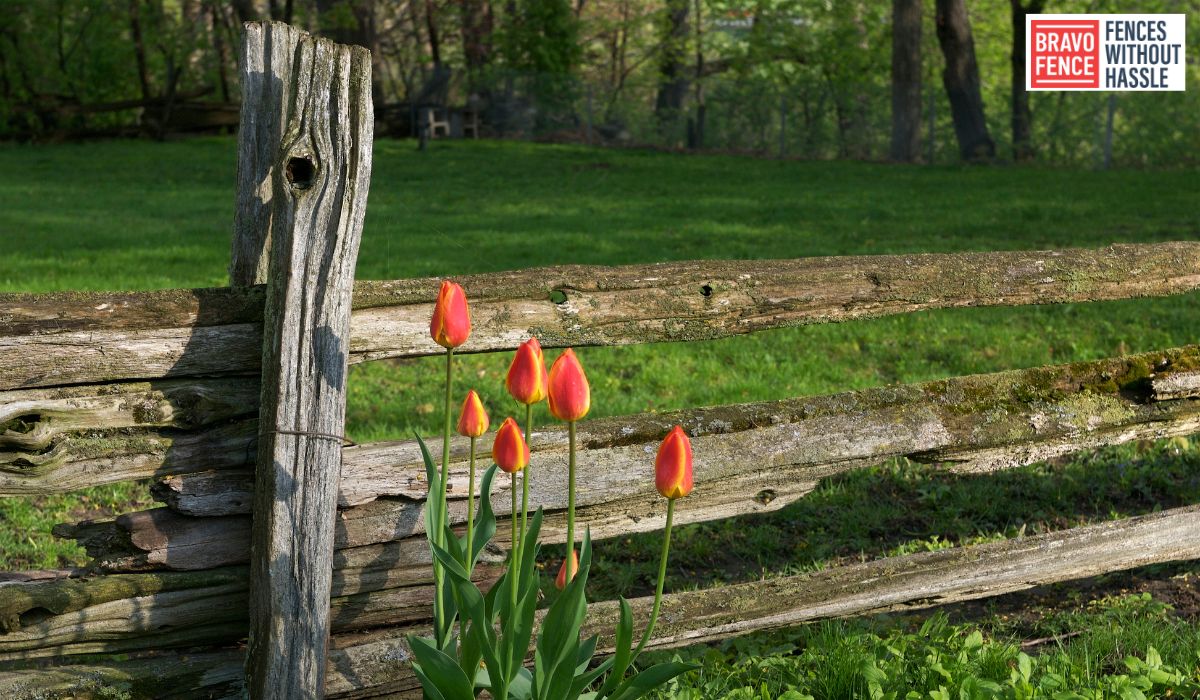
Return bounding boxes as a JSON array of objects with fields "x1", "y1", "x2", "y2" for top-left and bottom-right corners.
[{"x1": 1027, "y1": 14, "x2": 1186, "y2": 91}]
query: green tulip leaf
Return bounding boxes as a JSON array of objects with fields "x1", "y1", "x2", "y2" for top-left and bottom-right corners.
[
  {"x1": 517, "y1": 508, "x2": 544, "y2": 596},
  {"x1": 435, "y1": 542, "x2": 508, "y2": 697},
  {"x1": 410, "y1": 666, "x2": 447, "y2": 700},
  {"x1": 414, "y1": 433, "x2": 442, "y2": 542},
  {"x1": 595, "y1": 597, "x2": 636, "y2": 698},
  {"x1": 533, "y1": 532, "x2": 593, "y2": 700},
  {"x1": 507, "y1": 566, "x2": 541, "y2": 680},
  {"x1": 469, "y1": 464, "x2": 500, "y2": 568},
  {"x1": 576, "y1": 634, "x2": 598, "y2": 676},
  {"x1": 607, "y1": 661, "x2": 698, "y2": 700},
  {"x1": 409, "y1": 635, "x2": 476, "y2": 700},
  {"x1": 570, "y1": 658, "x2": 614, "y2": 700},
  {"x1": 508, "y1": 667, "x2": 534, "y2": 700}
]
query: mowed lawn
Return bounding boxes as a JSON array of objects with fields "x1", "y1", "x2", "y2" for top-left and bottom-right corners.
[
  {"x1": 3, "y1": 139, "x2": 1200, "y2": 695},
  {"x1": 1, "y1": 137, "x2": 1196, "y2": 446}
]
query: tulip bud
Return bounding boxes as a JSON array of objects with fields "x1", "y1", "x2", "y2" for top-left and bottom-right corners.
[
  {"x1": 547, "y1": 348, "x2": 590, "y2": 422},
  {"x1": 456, "y1": 390, "x2": 490, "y2": 438},
  {"x1": 492, "y1": 417, "x2": 530, "y2": 473},
  {"x1": 555, "y1": 549, "x2": 579, "y2": 590},
  {"x1": 429, "y1": 280, "x2": 471, "y2": 349},
  {"x1": 654, "y1": 426, "x2": 694, "y2": 500},
  {"x1": 506, "y1": 337, "x2": 549, "y2": 405}
]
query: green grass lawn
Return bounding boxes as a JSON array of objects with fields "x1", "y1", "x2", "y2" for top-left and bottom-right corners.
[
  {"x1": 1, "y1": 138, "x2": 1198, "y2": 696},
  {"x1": 3, "y1": 138, "x2": 1193, "y2": 442}
]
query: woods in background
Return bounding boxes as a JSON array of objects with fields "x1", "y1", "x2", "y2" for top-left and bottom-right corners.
[{"x1": 1, "y1": 0, "x2": 1197, "y2": 166}]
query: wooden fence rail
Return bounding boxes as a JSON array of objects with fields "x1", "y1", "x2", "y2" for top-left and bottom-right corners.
[
  {"x1": 1, "y1": 19, "x2": 1198, "y2": 700},
  {"x1": 1, "y1": 242, "x2": 1197, "y2": 390},
  {"x1": 36, "y1": 344, "x2": 1200, "y2": 577},
  {"x1": 3, "y1": 325, "x2": 1198, "y2": 501},
  {"x1": 5, "y1": 505, "x2": 1200, "y2": 696}
]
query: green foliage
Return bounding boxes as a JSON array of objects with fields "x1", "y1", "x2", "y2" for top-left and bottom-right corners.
[
  {"x1": 0, "y1": 0, "x2": 225, "y2": 138},
  {"x1": 639, "y1": 599, "x2": 1200, "y2": 699},
  {"x1": 3, "y1": 0, "x2": 1199, "y2": 163},
  {"x1": 493, "y1": 0, "x2": 583, "y2": 131},
  {"x1": 412, "y1": 507, "x2": 693, "y2": 698},
  {"x1": 505, "y1": 0, "x2": 582, "y2": 75}
]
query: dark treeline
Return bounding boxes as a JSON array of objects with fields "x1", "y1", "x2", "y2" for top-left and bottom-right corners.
[{"x1": 1, "y1": 0, "x2": 1197, "y2": 166}]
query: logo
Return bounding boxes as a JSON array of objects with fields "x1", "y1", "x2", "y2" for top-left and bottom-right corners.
[{"x1": 1027, "y1": 14, "x2": 1186, "y2": 91}]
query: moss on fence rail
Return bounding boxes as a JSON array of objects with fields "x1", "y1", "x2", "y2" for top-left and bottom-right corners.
[{"x1": 35, "y1": 345, "x2": 1200, "y2": 581}]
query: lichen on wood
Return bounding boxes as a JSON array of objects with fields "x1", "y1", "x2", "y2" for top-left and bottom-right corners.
[
  {"x1": 42, "y1": 346, "x2": 1200, "y2": 591},
  {"x1": 9, "y1": 344, "x2": 1196, "y2": 500},
  {"x1": 0, "y1": 420, "x2": 256, "y2": 496},
  {"x1": 0, "y1": 378, "x2": 258, "y2": 454},
  {"x1": 0, "y1": 557, "x2": 500, "y2": 662}
]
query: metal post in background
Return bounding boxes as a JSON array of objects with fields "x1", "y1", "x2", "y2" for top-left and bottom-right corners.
[
  {"x1": 585, "y1": 83, "x2": 595, "y2": 146},
  {"x1": 927, "y1": 82, "x2": 936, "y2": 165},
  {"x1": 1103, "y1": 94, "x2": 1116, "y2": 170},
  {"x1": 778, "y1": 95, "x2": 787, "y2": 159}
]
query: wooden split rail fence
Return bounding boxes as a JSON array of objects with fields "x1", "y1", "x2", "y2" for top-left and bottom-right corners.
[{"x1": 2, "y1": 20, "x2": 1200, "y2": 700}]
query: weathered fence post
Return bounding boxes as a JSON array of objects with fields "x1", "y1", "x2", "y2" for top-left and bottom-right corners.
[{"x1": 233, "y1": 21, "x2": 373, "y2": 698}]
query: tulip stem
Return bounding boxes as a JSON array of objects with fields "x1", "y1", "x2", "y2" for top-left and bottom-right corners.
[
  {"x1": 566, "y1": 420, "x2": 577, "y2": 577},
  {"x1": 634, "y1": 498, "x2": 674, "y2": 659},
  {"x1": 440, "y1": 348, "x2": 454, "y2": 534},
  {"x1": 510, "y1": 471, "x2": 519, "y2": 609},
  {"x1": 519, "y1": 403, "x2": 532, "y2": 574},
  {"x1": 465, "y1": 436, "x2": 476, "y2": 569},
  {"x1": 433, "y1": 346, "x2": 455, "y2": 647}
]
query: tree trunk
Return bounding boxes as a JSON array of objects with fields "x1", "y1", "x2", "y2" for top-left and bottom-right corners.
[
  {"x1": 231, "y1": 0, "x2": 261, "y2": 23},
  {"x1": 269, "y1": 0, "x2": 297, "y2": 23},
  {"x1": 424, "y1": 0, "x2": 442, "y2": 65},
  {"x1": 690, "y1": 0, "x2": 705, "y2": 149},
  {"x1": 461, "y1": 0, "x2": 494, "y2": 80},
  {"x1": 1010, "y1": 0, "x2": 1044, "y2": 161},
  {"x1": 316, "y1": 0, "x2": 386, "y2": 106},
  {"x1": 128, "y1": 0, "x2": 152, "y2": 103},
  {"x1": 890, "y1": 0, "x2": 922, "y2": 162},
  {"x1": 654, "y1": 0, "x2": 689, "y2": 141},
  {"x1": 935, "y1": 0, "x2": 995, "y2": 161},
  {"x1": 207, "y1": 1, "x2": 231, "y2": 103}
]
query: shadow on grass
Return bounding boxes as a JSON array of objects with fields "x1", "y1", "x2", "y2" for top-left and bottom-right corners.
[{"x1": 583, "y1": 438, "x2": 1200, "y2": 601}]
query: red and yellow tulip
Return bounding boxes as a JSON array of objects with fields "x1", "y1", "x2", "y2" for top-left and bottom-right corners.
[
  {"x1": 492, "y1": 417, "x2": 530, "y2": 473},
  {"x1": 654, "y1": 426, "x2": 694, "y2": 500},
  {"x1": 429, "y1": 280, "x2": 471, "y2": 349},
  {"x1": 547, "y1": 348, "x2": 590, "y2": 422},
  {"x1": 456, "y1": 390, "x2": 490, "y2": 438},
  {"x1": 555, "y1": 549, "x2": 579, "y2": 590},
  {"x1": 506, "y1": 337, "x2": 549, "y2": 405}
]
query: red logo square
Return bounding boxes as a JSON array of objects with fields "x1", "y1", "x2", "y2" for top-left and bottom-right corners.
[{"x1": 1030, "y1": 19, "x2": 1100, "y2": 89}]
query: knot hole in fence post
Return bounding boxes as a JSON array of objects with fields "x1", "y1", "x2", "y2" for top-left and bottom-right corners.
[{"x1": 285, "y1": 155, "x2": 316, "y2": 191}]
